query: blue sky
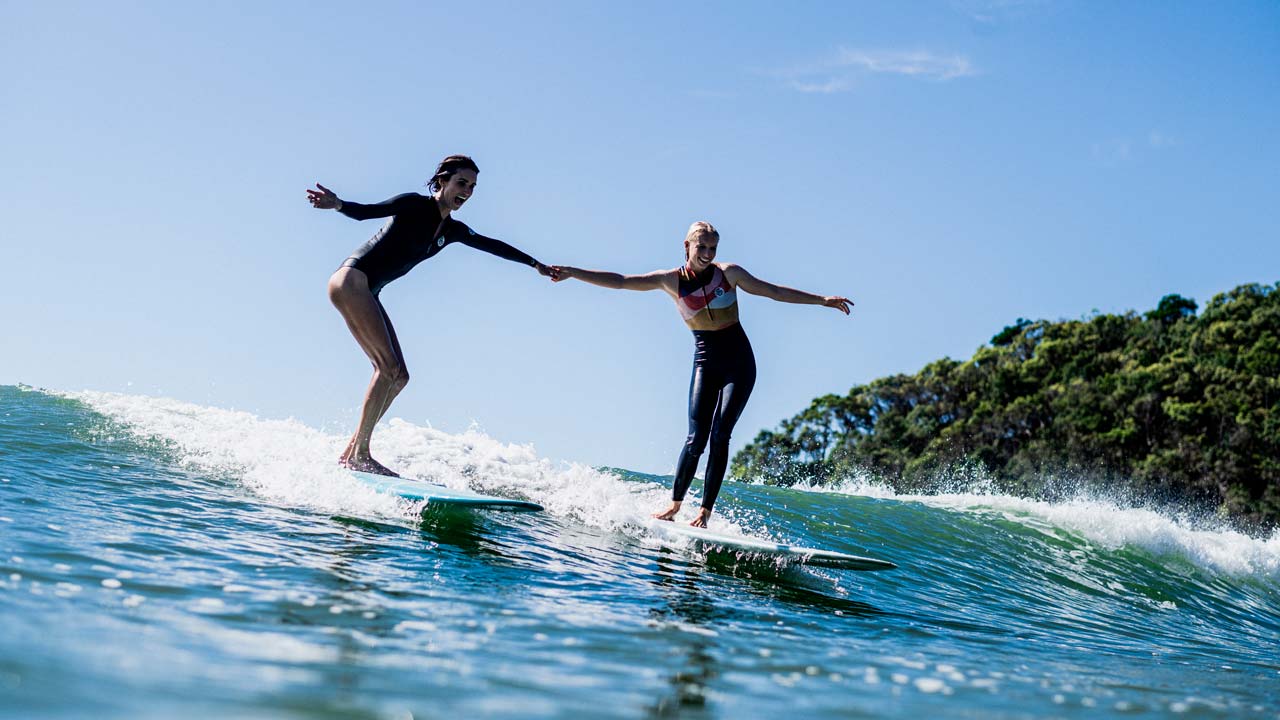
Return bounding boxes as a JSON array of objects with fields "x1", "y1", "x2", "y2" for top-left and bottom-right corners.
[{"x1": 3, "y1": 1, "x2": 1278, "y2": 474}]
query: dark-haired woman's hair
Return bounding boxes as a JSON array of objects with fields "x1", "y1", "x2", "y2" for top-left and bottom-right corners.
[{"x1": 427, "y1": 154, "x2": 480, "y2": 193}]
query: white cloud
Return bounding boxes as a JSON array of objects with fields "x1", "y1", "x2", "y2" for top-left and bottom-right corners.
[
  {"x1": 782, "y1": 48, "x2": 978, "y2": 93},
  {"x1": 790, "y1": 77, "x2": 853, "y2": 95},
  {"x1": 833, "y1": 48, "x2": 977, "y2": 81}
]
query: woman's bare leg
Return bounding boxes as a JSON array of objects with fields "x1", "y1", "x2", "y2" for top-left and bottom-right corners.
[
  {"x1": 328, "y1": 267, "x2": 409, "y2": 476},
  {"x1": 368, "y1": 301, "x2": 409, "y2": 427}
]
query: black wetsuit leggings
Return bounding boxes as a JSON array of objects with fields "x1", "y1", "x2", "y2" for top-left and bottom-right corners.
[{"x1": 671, "y1": 323, "x2": 757, "y2": 511}]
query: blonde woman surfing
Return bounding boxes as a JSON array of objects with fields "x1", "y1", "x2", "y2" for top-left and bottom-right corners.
[{"x1": 553, "y1": 222, "x2": 851, "y2": 527}]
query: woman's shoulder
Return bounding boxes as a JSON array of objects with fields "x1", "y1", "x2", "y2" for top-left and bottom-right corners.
[
  {"x1": 380, "y1": 191, "x2": 434, "y2": 206},
  {"x1": 396, "y1": 192, "x2": 444, "y2": 219},
  {"x1": 444, "y1": 215, "x2": 476, "y2": 235},
  {"x1": 371, "y1": 191, "x2": 430, "y2": 209},
  {"x1": 716, "y1": 263, "x2": 752, "y2": 286}
]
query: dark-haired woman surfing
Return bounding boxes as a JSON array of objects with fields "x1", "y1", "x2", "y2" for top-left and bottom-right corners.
[
  {"x1": 308, "y1": 155, "x2": 557, "y2": 476},
  {"x1": 552, "y1": 222, "x2": 851, "y2": 527}
]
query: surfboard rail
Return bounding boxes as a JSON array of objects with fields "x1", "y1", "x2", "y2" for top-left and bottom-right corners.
[
  {"x1": 348, "y1": 470, "x2": 544, "y2": 512},
  {"x1": 646, "y1": 519, "x2": 897, "y2": 571}
]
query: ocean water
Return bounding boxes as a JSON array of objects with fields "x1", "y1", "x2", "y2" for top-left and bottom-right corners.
[{"x1": 1, "y1": 384, "x2": 1277, "y2": 719}]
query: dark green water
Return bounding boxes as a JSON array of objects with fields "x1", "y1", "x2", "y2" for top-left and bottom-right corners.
[{"x1": 2, "y1": 385, "x2": 1277, "y2": 718}]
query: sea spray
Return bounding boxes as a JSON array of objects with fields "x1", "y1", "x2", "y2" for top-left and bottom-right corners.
[
  {"x1": 65, "y1": 389, "x2": 758, "y2": 539},
  {"x1": 798, "y1": 473, "x2": 1280, "y2": 579}
]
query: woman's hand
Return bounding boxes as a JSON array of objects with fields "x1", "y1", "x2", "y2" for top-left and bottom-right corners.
[
  {"x1": 307, "y1": 183, "x2": 341, "y2": 210},
  {"x1": 549, "y1": 266, "x2": 575, "y2": 283},
  {"x1": 823, "y1": 296, "x2": 853, "y2": 314},
  {"x1": 534, "y1": 262, "x2": 563, "y2": 281}
]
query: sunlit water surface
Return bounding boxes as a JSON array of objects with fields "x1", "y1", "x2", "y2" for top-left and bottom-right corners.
[{"x1": 2, "y1": 386, "x2": 1277, "y2": 718}]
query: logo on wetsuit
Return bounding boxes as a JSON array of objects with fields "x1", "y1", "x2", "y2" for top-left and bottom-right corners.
[
  {"x1": 714, "y1": 287, "x2": 725, "y2": 297},
  {"x1": 442, "y1": 226, "x2": 473, "y2": 248}
]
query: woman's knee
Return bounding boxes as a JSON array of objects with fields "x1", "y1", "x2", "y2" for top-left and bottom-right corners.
[
  {"x1": 392, "y1": 366, "x2": 410, "y2": 390},
  {"x1": 372, "y1": 361, "x2": 408, "y2": 385},
  {"x1": 710, "y1": 425, "x2": 735, "y2": 448},
  {"x1": 327, "y1": 277, "x2": 349, "y2": 307},
  {"x1": 684, "y1": 427, "x2": 711, "y2": 453},
  {"x1": 328, "y1": 268, "x2": 367, "y2": 307}
]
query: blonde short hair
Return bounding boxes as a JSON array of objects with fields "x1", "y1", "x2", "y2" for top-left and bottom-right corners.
[{"x1": 685, "y1": 221, "x2": 719, "y2": 243}]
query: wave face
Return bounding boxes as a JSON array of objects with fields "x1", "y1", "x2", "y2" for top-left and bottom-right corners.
[{"x1": 2, "y1": 385, "x2": 1277, "y2": 719}]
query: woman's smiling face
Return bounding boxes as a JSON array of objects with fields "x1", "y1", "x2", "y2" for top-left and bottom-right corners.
[
  {"x1": 439, "y1": 169, "x2": 477, "y2": 211},
  {"x1": 685, "y1": 232, "x2": 719, "y2": 272}
]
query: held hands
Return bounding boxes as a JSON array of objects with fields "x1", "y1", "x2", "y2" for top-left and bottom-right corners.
[
  {"x1": 548, "y1": 266, "x2": 574, "y2": 283},
  {"x1": 823, "y1": 296, "x2": 854, "y2": 314},
  {"x1": 534, "y1": 262, "x2": 564, "y2": 281},
  {"x1": 306, "y1": 183, "x2": 341, "y2": 210}
]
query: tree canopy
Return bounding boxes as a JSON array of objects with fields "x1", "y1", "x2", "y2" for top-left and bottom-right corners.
[{"x1": 732, "y1": 283, "x2": 1280, "y2": 531}]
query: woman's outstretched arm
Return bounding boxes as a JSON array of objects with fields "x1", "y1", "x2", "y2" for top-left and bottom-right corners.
[
  {"x1": 456, "y1": 229, "x2": 558, "y2": 278},
  {"x1": 305, "y1": 183, "x2": 417, "y2": 221},
  {"x1": 723, "y1": 264, "x2": 852, "y2": 314},
  {"x1": 552, "y1": 266, "x2": 676, "y2": 294}
]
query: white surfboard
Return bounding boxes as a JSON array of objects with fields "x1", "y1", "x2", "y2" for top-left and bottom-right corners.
[
  {"x1": 349, "y1": 470, "x2": 543, "y2": 512},
  {"x1": 646, "y1": 519, "x2": 896, "y2": 571}
]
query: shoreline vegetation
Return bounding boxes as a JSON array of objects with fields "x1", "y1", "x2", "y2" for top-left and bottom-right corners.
[{"x1": 731, "y1": 283, "x2": 1280, "y2": 533}]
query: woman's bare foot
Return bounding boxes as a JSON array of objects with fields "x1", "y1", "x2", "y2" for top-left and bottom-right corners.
[
  {"x1": 339, "y1": 455, "x2": 400, "y2": 477},
  {"x1": 688, "y1": 508, "x2": 712, "y2": 528},
  {"x1": 652, "y1": 501, "x2": 682, "y2": 521}
]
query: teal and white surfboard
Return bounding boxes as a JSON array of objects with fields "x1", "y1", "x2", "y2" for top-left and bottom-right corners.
[
  {"x1": 350, "y1": 471, "x2": 544, "y2": 512},
  {"x1": 646, "y1": 519, "x2": 896, "y2": 571}
]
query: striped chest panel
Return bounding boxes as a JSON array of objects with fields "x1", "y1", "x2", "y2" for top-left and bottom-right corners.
[{"x1": 675, "y1": 265, "x2": 739, "y2": 330}]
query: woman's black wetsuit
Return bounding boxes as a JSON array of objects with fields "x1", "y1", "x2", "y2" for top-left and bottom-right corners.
[
  {"x1": 338, "y1": 192, "x2": 539, "y2": 294},
  {"x1": 670, "y1": 265, "x2": 757, "y2": 512}
]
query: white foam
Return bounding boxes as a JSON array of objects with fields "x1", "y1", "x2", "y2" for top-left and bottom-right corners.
[
  {"x1": 70, "y1": 390, "x2": 399, "y2": 520},
  {"x1": 799, "y1": 475, "x2": 1280, "y2": 578},
  {"x1": 65, "y1": 390, "x2": 735, "y2": 538}
]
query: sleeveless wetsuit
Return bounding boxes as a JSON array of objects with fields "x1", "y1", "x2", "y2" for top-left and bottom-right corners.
[
  {"x1": 670, "y1": 264, "x2": 756, "y2": 512},
  {"x1": 337, "y1": 193, "x2": 538, "y2": 295}
]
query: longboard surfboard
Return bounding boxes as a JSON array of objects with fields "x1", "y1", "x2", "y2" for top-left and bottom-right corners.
[
  {"x1": 646, "y1": 519, "x2": 896, "y2": 571},
  {"x1": 349, "y1": 470, "x2": 544, "y2": 512}
]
